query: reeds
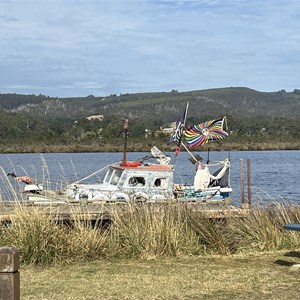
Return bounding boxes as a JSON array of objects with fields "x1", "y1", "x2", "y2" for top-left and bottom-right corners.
[
  {"x1": 0, "y1": 207, "x2": 110, "y2": 265},
  {"x1": 0, "y1": 208, "x2": 67, "y2": 265},
  {"x1": 228, "y1": 203, "x2": 300, "y2": 252},
  {"x1": 108, "y1": 203, "x2": 202, "y2": 259},
  {"x1": 1, "y1": 202, "x2": 300, "y2": 266}
]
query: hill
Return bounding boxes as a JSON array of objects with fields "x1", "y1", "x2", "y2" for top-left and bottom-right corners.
[
  {"x1": 0, "y1": 87, "x2": 300, "y2": 152},
  {"x1": 1, "y1": 87, "x2": 300, "y2": 122}
]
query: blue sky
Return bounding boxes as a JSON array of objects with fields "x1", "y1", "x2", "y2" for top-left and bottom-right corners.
[{"x1": 1, "y1": 0, "x2": 300, "y2": 97}]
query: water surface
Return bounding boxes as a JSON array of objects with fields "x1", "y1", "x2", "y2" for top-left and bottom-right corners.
[{"x1": 0, "y1": 150, "x2": 299, "y2": 204}]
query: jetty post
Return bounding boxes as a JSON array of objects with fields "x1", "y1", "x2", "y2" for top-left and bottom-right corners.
[
  {"x1": 240, "y1": 159, "x2": 245, "y2": 205},
  {"x1": 240, "y1": 159, "x2": 251, "y2": 209},
  {"x1": 247, "y1": 159, "x2": 251, "y2": 206},
  {"x1": 0, "y1": 246, "x2": 20, "y2": 300}
]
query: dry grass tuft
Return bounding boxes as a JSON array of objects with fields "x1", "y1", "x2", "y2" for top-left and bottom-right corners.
[{"x1": 109, "y1": 203, "x2": 202, "y2": 259}]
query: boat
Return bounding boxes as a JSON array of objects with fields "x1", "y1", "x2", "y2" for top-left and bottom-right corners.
[
  {"x1": 19, "y1": 148, "x2": 231, "y2": 204},
  {"x1": 10, "y1": 104, "x2": 233, "y2": 204}
]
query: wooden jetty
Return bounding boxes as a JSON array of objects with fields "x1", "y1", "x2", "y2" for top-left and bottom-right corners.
[{"x1": 0, "y1": 200, "x2": 250, "y2": 225}]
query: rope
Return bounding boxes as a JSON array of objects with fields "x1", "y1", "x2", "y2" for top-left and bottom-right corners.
[
  {"x1": 205, "y1": 160, "x2": 227, "y2": 167},
  {"x1": 72, "y1": 161, "x2": 121, "y2": 184}
]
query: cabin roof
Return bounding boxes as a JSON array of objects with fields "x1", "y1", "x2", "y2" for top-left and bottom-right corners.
[{"x1": 111, "y1": 164, "x2": 173, "y2": 172}]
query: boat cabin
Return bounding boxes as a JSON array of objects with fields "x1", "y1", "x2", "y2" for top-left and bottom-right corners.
[
  {"x1": 66, "y1": 163, "x2": 174, "y2": 201},
  {"x1": 102, "y1": 164, "x2": 174, "y2": 200}
]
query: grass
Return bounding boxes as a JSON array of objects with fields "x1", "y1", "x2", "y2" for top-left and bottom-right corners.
[
  {"x1": 21, "y1": 253, "x2": 300, "y2": 299},
  {"x1": 1, "y1": 202, "x2": 300, "y2": 265},
  {"x1": 0, "y1": 207, "x2": 109, "y2": 265},
  {"x1": 2, "y1": 202, "x2": 300, "y2": 298}
]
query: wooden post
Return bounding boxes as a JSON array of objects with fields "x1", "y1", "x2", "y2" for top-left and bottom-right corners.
[
  {"x1": 247, "y1": 159, "x2": 251, "y2": 207},
  {"x1": 240, "y1": 159, "x2": 245, "y2": 205},
  {"x1": 0, "y1": 247, "x2": 20, "y2": 300}
]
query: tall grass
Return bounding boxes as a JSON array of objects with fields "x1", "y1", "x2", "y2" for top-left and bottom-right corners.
[
  {"x1": 1, "y1": 202, "x2": 300, "y2": 266},
  {"x1": 228, "y1": 203, "x2": 300, "y2": 252},
  {"x1": 108, "y1": 203, "x2": 202, "y2": 259},
  {"x1": 0, "y1": 208, "x2": 67, "y2": 265},
  {"x1": 0, "y1": 207, "x2": 109, "y2": 265}
]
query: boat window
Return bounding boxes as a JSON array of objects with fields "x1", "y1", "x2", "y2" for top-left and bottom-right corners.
[
  {"x1": 154, "y1": 178, "x2": 168, "y2": 189},
  {"x1": 104, "y1": 168, "x2": 113, "y2": 183},
  {"x1": 128, "y1": 176, "x2": 146, "y2": 187},
  {"x1": 110, "y1": 169, "x2": 123, "y2": 185},
  {"x1": 118, "y1": 171, "x2": 126, "y2": 187}
]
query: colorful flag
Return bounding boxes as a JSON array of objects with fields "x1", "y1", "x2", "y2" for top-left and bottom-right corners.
[{"x1": 184, "y1": 117, "x2": 228, "y2": 148}]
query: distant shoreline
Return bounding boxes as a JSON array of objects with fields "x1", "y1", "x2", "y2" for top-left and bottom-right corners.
[{"x1": 0, "y1": 142, "x2": 299, "y2": 154}]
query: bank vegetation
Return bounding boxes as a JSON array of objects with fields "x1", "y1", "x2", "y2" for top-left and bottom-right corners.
[
  {"x1": 1, "y1": 202, "x2": 300, "y2": 266},
  {"x1": 1, "y1": 88, "x2": 300, "y2": 152}
]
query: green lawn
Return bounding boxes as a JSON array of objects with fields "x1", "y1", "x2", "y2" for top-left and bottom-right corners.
[{"x1": 21, "y1": 252, "x2": 300, "y2": 300}]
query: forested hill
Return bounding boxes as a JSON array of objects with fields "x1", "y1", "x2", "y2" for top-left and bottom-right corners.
[
  {"x1": 0, "y1": 87, "x2": 300, "y2": 152},
  {"x1": 1, "y1": 87, "x2": 300, "y2": 121}
]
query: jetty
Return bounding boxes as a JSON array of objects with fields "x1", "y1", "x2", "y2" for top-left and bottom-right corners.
[{"x1": 0, "y1": 200, "x2": 250, "y2": 226}]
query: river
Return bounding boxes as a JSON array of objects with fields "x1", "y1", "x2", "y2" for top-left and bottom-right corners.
[{"x1": 0, "y1": 150, "x2": 299, "y2": 204}]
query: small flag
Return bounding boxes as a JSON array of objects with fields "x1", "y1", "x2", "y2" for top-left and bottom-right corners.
[
  {"x1": 168, "y1": 102, "x2": 189, "y2": 156},
  {"x1": 169, "y1": 110, "x2": 186, "y2": 147}
]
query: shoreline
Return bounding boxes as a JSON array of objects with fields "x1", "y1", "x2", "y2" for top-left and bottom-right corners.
[{"x1": 0, "y1": 142, "x2": 300, "y2": 154}]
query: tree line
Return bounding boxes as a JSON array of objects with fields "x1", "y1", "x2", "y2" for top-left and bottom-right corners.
[{"x1": 0, "y1": 109, "x2": 299, "y2": 152}]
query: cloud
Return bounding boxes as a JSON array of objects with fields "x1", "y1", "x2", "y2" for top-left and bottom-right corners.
[
  {"x1": 0, "y1": 14, "x2": 18, "y2": 22},
  {"x1": 0, "y1": 0, "x2": 299, "y2": 97}
]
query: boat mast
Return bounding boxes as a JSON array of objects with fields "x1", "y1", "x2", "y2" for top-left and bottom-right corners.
[{"x1": 122, "y1": 118, "x2": 129, "y2": 164}]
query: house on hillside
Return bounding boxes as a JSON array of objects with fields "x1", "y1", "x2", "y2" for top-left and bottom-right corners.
[
  {"x1": 154, "y1": 122, "x2": 176, "y2": 137},
  {"x1": 86, "y1": 114, "x2": 104, "y2": 121}
]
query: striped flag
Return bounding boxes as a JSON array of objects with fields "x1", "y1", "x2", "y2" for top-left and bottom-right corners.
[
  {"x1": 169, "y1": 110, "x2": 186, "y2": 147},
  {"x1": 169, "y1": 102, "x2": 189, "y2": 156}
]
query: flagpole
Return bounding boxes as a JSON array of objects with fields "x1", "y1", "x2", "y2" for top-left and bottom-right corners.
[
  {"x1": 183, "y1": 101, "x2": 189, "y2": 128},
  {"x1": 180, "y1": 142, "x2": 199, "y2": 162},
  {"x1": 207, "y1": 148, "x2": 210, "y2": 164}
]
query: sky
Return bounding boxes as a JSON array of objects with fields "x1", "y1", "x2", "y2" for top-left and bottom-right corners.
[{"x1": 0, "y1": 0, "x2": 300, "y2": 97}]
